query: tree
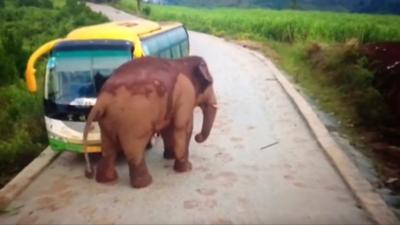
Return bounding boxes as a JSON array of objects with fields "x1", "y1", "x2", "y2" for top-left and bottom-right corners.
[{"x1": 137, "y1": 0, "x2": 142, "y2": 11}]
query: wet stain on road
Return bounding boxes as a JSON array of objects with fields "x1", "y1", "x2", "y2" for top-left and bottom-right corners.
[
  {"x1": 283, "y1": 174, "x2": 294, "y2": 180},
  {"x1": 205, "y1": 172, "x2": 238, "y2": 187},
  {"x1": 211, "y1": 218, "x2": 234, "y2": 225},
  {"x1": 241, "y1": 164, "x2": 259, "y2": 171},
  {"x1": 79, "y1": 205, "x2": 98, "y2": 221},
  {"x1": 238, "y1": 197, "x2": 250, "y2": 206},
  {"x1": 234, "y1": 144, "x2": 245, "y2": 150},
  {"x1": 214, "y1": 152, "x2": 233, "y2": 162},
  {"x1": 230, "y1": 137, "x2": 243, "y2": 143},
  {"x1": 194, "y1": 165, "x2": 209, "y2": 173},
  {"x1": 247, "y1": 126, "x2": 256, "y2": 130},
  {"x1": 183, "y1": 200, "x2": 200, "y2": 209},
  {"x1": 196, "y1": 188, "x2": 217, "y2": 196},
  {"x1": 16, "y1": 214, "x2": 38, "y2": 225},
  {"x1": 183, "y1": 199, "x2": 218, "y2": 210},
  {"x1": 204, "y1": 199, "x2": 218, "y2": 208},
  {"x1": 34, "y1": 190, "x2": 76, "y2": 212},
  {"x1": 293, "y1": 182, "x2": 306, "y2": 188}
]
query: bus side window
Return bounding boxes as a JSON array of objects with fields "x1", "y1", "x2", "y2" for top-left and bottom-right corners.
[
  {"x1": 180, "y1": 40, "x2": 189, "y2": 56},
  {"x1": 157, "y1": 33, "x2": 172, "y2": 59},
  {"x1": 175, "y1": 27, "x2": 189, "y2": 56},
  {"x1": 141, "y1": 37, "x2": 158, "y2": 57},
  {"x1": 167, "y1": 28, "x2": 183, "y2": 59},
  {"x1": 171, "y1": 45, "x2": 181, "y2": 59},
  {"x1": 141, "y1": 26, "x2": 189, "y2": 58},
  {"x1": 159, "y1": 49, "x2": 171, "y2": 58}
]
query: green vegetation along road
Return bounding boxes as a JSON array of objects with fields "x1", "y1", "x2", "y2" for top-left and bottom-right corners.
[{"x1": 0, "y1": 0, "x2": 107, "y2": 187}]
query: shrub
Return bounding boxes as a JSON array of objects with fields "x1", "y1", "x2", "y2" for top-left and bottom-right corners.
[
  {"x1": 16, "y1": 0, "x2": 53, "y2": 8},
  {"x1": 304, "y1": 41, "x2": 391, "y2": 126},
  {"x1": 143, "y1": 5, "x2": 151, "y2": 16}
]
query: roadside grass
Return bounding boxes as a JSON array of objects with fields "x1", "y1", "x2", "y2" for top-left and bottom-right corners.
[
  {"x1": 52, "y1": 0, "x2": 65, "y2": 8},
  {"x1": 144, "y1": 4, "x2": 400, "y2": 43},
  {"x1": 266, "y1": 40, "x2": 391, "y2": 129},
  {"x1": 0, "y1": 0, "x2": 107, "y2": 188},
  {"x1": 115, "y1": 0, "x2": 138, "y2": 12}
]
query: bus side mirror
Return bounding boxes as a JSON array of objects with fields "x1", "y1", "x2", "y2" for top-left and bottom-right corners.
[{"x1": 25, "y1": 39, "x2": 62, "y2": 93}]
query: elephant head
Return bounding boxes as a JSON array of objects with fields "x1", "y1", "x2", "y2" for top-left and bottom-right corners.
[{"x1": 182, "y1": 56, "x2": 218, "y2": 143}]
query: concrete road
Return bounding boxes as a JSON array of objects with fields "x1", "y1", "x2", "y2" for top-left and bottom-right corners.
[{"x1": 0, "y1": 4, "x2": 374, "y2": 224}]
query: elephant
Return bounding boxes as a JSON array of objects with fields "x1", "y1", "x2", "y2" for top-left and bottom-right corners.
[{"x1": 82, "y1": 56, "x2": 218, "y2": 188}]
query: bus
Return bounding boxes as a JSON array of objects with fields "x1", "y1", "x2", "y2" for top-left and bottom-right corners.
[{"x1": 25, "y1": 20, "x2": 190, "y2": 154}]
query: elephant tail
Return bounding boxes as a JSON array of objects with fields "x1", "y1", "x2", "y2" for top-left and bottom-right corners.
[{"x1": 83, "y1": 101, "x2": 104, "y2": 179}]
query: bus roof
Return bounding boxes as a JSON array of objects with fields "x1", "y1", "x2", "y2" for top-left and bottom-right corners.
[{"x1": 65, "y1": 20, "x2": 182, "y2": 42}]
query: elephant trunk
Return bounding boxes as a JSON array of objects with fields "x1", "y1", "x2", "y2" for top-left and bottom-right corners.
[{"x1": 195, "y1": 101, "x2": 217, "y2": 143}]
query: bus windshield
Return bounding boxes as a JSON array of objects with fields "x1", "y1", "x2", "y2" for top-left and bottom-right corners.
[{"x1": 47, "y1": 49, "x2": 131, "y2": 105}]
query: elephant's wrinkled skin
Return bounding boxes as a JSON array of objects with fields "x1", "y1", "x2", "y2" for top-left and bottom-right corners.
[{"x1": 83, "y1": 56, "x2": 217, "y2": 188}]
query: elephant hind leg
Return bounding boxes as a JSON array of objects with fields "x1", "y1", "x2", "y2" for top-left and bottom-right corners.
[
  {"x1": 129, "y1": 159, "x2": 152, "y2": 188},
  {"x1": 96, "y1": 132, "x2": 119, "y2": 183},
  {"x1": 120, "y1": 135, "x2": 153, "y2": 188}
]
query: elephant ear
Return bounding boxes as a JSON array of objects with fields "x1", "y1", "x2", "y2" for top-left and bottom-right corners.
[{"x1": 195, "y1": 61, "x2": 213, "y2": 93}]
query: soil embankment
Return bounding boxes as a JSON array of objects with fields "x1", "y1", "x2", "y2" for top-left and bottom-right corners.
[{"x1": 362, "y1": 42, "x2": 400, "y2": 190}]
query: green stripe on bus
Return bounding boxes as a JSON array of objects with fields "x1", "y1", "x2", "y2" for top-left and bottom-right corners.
[{"x1": 49, "y1": 138, "x2": 83, "y2": 153}]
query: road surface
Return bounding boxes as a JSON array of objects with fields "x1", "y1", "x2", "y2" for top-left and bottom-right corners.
[{"x1": 0, "y1": 4, "x2": 375, "y2": 224}]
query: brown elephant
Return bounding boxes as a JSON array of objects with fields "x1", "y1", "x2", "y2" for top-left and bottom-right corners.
[{"x1": 82, "y1": 56, "x2": 217, "y2": 188}]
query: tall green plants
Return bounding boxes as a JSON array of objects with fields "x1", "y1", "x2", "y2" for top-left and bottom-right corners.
[{"x1": 146, "y1": 5, "x2": 400, "y2": 43}]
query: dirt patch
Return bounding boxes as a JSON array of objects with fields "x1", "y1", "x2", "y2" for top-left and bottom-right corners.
[
  {"x1": 359, "y1": 42, "x2": 400, "y2": 192},
  {"x1": 362, "y1": 42, "x2": 400, "y2": 117},
  {"x1": 230, "y1": 137, "x2": 243, "y2": 143},
  {"x1": 205, "y1": 172, "x2": 238, "y2": 187},
  {"x1": 183, "y1": 199, "x2": 218, "y2": 210},
  {"x1": 214, "y1": 152, "x2": 233, "y2": 163},
  {"x1": 16, "y1": 213, "x2": 39, "y2": 225},
  {"x1": 211, "y1": 218, "x2": 234, "y2": 225},
  {"x1": 196, "y1": 188, "x2": 217, "y2": 196},
  {"x1": 34, "y1": 190, "x2": 76, "y2": 212},
  {"x1": 183, "y1": 199, "x2": 200, "y2": 209}
]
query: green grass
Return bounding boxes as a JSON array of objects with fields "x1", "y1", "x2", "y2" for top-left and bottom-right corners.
[
  {"x1": 116, "y1": 0, "x2": 138, "y2": 12},
  {"x1": 52, "y1": 0, "x2": 65, "y2": 8}
]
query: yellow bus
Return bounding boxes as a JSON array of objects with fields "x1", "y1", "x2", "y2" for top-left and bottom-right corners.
[{"x1": 25, "y1": 20, "x2": 190, "y2": 153}]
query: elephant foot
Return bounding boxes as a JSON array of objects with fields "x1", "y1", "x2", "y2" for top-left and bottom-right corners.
[
  {"x1": 163, "y1": 149, "x2": 175, "y2": 159},
  {"x1": 174, "y1": 159, "x2": 192, "y2": 172},
  {"x1": 130, "y1": 173, "x2": 153, "y2": 188},
  {"x1": 129, "y1": 161, "x2": 152, "y2": 188},
  {"x1": 95, "y1": 167, "x2": 118, "y2": 183}
]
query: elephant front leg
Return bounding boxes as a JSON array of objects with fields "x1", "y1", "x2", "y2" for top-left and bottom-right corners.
[
  {"x1": 96, "y1": 133, "x2": 119, "y2": 183},
  {"x1": 173, "y1": 122, "x2": 193, "y2": 173},
  {"x1": 161, "y1": 125, "x2": 175, "y2": 159}
]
